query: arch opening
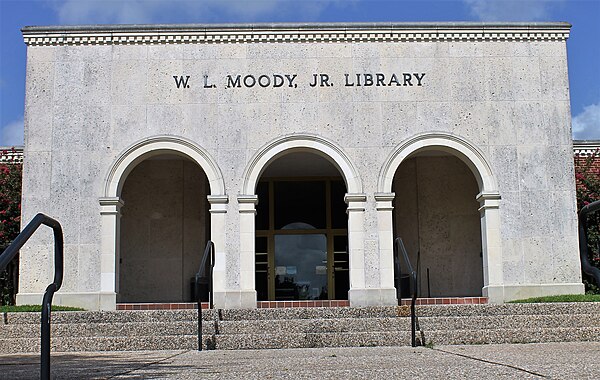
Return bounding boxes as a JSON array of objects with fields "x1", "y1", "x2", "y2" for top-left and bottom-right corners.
[
  {"x1": 379, "y1": 133, "x2": 501, "y2": 301},
  {"x1": 393, "y1": 150, "x2": 483, "y2": 297},
  {"x1": 118, "y1": 154, "x2": 210, "y2": 303},
  {"x1": 254, "y1": 151, "x2": 350, "y2": 301},
  {"x1": 100, "y1": 136, "x2": 225, "y2": 308}
]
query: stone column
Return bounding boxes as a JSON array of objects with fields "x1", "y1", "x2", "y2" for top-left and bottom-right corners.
[
  {"x1": 346, "y1": 193, "x2": 398, "y2": 306},
  {"x1": 99, "y1": 197, "x2": 124, "y2": 310},
  {"x1": 219, "y1": 194, "x2": 257, "y2": 309},
  {"x1": 207, "y1": 195, "x2": 228, "y2": 307},
  {"x1": 375, "y1": 192, "x2": 397, "y2": 300},
  {"x1": 477, "y1": 192, "x2": 504, "y2": 303}
]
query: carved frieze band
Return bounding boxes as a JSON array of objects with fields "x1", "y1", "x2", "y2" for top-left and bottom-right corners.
[{"x1": 22, "y1": 26, "x2": 570, "y2": 46}]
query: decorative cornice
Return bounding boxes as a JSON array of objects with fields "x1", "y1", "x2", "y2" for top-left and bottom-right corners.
[
  {"x1": 22, "y1": 22, "x2": 571, "y2": 46},
  {"x1": 0, "y1": 146, "x2": 23, "y2": 164},
  {"x1": 574, "y1": 140, "x2": 600, "y2": 157}
]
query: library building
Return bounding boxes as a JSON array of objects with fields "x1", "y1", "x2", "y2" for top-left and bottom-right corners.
[{"x1": 17, "y1": 22, "x2": 583, "y2": 310}]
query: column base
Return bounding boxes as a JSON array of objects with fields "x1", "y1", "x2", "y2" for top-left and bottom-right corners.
[
  {"x1": 348, "y1": 287, "x2": 397, "y2": 307},
  {"x1": 16, "y1": 292, "x2": 116, "y2": 311},
  {"x1": 213, "y1": 290, "x2": 257, "y2": 309},
  {"x1": 483, "y1": 283, "x2": 585, "y2": 303}
]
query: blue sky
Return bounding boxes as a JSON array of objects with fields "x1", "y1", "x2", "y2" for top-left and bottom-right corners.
[{"x1": 1, "y1": 0, "x2": 599, "y2": 146}]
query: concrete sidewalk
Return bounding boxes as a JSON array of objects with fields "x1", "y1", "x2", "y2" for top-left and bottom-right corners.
[{"x1": 2, "y1": 342, "x2": 599, "y2": 379}]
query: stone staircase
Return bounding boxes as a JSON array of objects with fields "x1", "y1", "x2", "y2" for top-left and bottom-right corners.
[{"x1": 2, "y1": 303, "x2": 600, "y2": 353}]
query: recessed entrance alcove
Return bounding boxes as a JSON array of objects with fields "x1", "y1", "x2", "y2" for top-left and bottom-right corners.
[
  {"x1": 255, "y1": 152, "x2": 349, "y2": 301},
  {"x1": 393, "y1": 151, "x2": 483, "y2": 297},
  {"x1": 118, "y1": 155, "x2": 210, "y2": 303}
]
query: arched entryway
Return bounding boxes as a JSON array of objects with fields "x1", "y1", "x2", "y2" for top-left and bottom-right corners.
[
  {"x1": 255, "y1": 152, "x2": 349, "y2": 301},
  {"x1": 239, "y1": 134, "x2": 375, "y2": 307},
  {"x1": 392, "y1": 152, "x2": 483, "y2": 297},
  {"x1": 118, "y1": 155, "x2": 209, "y2": 302},
  {"x1": 378, "y1": 133, "x2": 503, "y2": 302},
  {"x1": 99, "y1": 136, "x2": 226, "y2": 309}
]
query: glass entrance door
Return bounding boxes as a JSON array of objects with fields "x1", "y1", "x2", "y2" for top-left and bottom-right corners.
[
  {"x1": 255, "y1": 178, "x2": 349, "y2": 301},
  {"x1": 274, "y1": 233, "x2": 327, "y2": 300}
]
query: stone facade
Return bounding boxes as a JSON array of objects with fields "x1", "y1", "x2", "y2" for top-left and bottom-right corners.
[{"x1": 17, "y1": 23, "x2": 583, "y2": 310}]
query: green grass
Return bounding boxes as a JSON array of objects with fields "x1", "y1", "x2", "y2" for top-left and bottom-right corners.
[
  {"x1": 509, "y1": 294, "x2": 600, "y2": 303},
  {"x1": 0, "y1": 305, "x2": 85, "y2": 312}
]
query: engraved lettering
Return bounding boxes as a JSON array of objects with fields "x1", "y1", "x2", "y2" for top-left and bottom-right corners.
[
  {"x1": 414, "y1": 73, "x2": 426, "y2": 86},
  {"x1": 226, "y1": 75, "x2": 241, "y2": 88},
  {"x1": 388, "y1": 73, "x2": 400, "y2": 86},
  {"x1": 244, "y1": 75, "x2": 256, "y2": 87},
  {"x1": 344, "y1": 74, "x2": 354, "y2": 87},
  {"x1": 320, "y1": 74, "x2": 332, "y2": 87},
  {"x1": 273, "y1": 74, "x2": 284, "y2": 88},
  {"x1": 173, "y1": 75, "x2": 190, "y2": 89},
  {"x1": 258, "y1": 75, "x2": 271, "y2": 87},
  {"x1": 285, "y1": 74, "x2": 297, "y2": 88},
  {"x1": 203, "y1": 75, "x2": 215, "y2": 88}
]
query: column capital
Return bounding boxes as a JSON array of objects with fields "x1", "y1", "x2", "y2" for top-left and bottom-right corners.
[
  {"x1": 344, "y1": 193, "x2": 367, "y2": 212},
  {"x1": 207, "y1": 194, "x2": 229, "y2": 204},
  {"x1": 477, "y1": 191, "x2": 501, "y2": 211},
  {"x1": 208, "y1": 195, "x2": 229, "y2": 213},
  {"x1": 99, "y1": 197, "x2": 124, "y2": 215},
  {"x1": 374, "y1": 192, "x2": 395, "y2": 211},
  {"x1": 344, "y1": 193, "x2": 367, "y2": 203},
  {"x1": 237, "y1": 194, "x2": 258, "y2": 214}
]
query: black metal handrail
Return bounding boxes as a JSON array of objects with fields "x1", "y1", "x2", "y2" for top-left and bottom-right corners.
[
  {"x1": 579, "y1": 200, "x2": 600, "y2": 288},
  {"x1": 0, "y1": 213, "x2": 63, "y2": 380},
  {"x1": 195, "y1": 240, "x2": 215, "y2": 351},
  {"x1": 394, "y1": 237, "x2": 419, "y2": 347}
]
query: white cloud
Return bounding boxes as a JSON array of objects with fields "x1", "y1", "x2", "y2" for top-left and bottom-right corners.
[
  {"x1": 48, "y1": 0, "x2": 344, "y2": 24},
  {"x1": 1, "y1": 118, "x2": 24, "y2": 147},
  {"x1": 464, "y1": 0, "x2": 564, "y2": 21},
  {"x1": 573, "y1": 103, "x2": 600, "y2": 140}
]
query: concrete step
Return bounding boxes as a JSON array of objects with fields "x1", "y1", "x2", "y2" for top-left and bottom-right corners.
[
  {"x1": 2, "y1": 303, "x2": 600, "y2": 353},
  {"x1": 217, "y1": 317, "x2": 413, "y2": 334},
  {"x1": 0, "y1": 321, "x2": 216, "y2": 339},
  {"x1": 415, "y1": 303, "x2": 600, "y2": 317},
  {"x1": 1, "y1": 309, "x2": 211, "y2": 325},
  {"x1": 0, "y1": 335, "x2": 206, "y2": 354},
  {"x1": 424, "y1": 327, "x2": 600, "y2": 346},
  {"x1": 419, "y1": 313, "x2": 600, "y2": 330},
  {"x1": 3, "y1": 303, "x2": 598, "y2": 326},
  {"x1": 214, "y1": 331, "x2": 414, "y2": 350}
]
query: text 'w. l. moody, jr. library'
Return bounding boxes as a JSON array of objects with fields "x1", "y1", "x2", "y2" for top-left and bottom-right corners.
[{"x1": 18, "y1": 22, "x2": 583, "y2": 310}]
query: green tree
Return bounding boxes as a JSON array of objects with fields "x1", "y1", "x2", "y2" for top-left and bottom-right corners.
[
  {"x1": 575, "y1": 148, "x2": 600, "y2": 293},
  {"x1": 0, "y1": 148, "x2": 22, "y2": 305}
]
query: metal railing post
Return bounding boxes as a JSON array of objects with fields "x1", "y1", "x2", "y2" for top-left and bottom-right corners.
[
  {"x1": 0, "y1": 213, "x2": 63, "y2": 380},
  {"x1": 394, "y1": 237, "x2": 419, "y2": 347},
  {"x1": 195, "y1": 240, "x2": 215, "y2": 351}
]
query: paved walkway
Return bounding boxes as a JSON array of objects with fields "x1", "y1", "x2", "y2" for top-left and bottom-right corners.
[{"x1": 2, "y1": 342, "x2": 600, "y2": 379}]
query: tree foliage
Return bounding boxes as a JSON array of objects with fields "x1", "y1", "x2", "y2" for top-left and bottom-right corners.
[
  {"x1": 0, "y1": 148, "x2": 22, "y2": 305},
  {"x1": 575, "y1": 148, "x2": 600, "y2": 293}
]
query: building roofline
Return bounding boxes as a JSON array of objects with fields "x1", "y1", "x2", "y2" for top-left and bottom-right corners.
[
  {"x1": 21, "y1": 22, "x2": 571, "y2": 46},
  {"x1": 21, "y1": 21, "x2": 572, "y2": 33}
]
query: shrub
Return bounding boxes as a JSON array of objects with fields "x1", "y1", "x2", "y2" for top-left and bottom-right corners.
[
  {"x1": 575, "y1": 148, "x2": 600, "y2": 293},
  {"x1": 0, "y1": 148, "x2": 22, "y2": 305}
]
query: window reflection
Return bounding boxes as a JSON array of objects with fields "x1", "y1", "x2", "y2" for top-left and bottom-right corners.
[{"x1": 275, "y1": 231, "x2": 327, "y2": 300}]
